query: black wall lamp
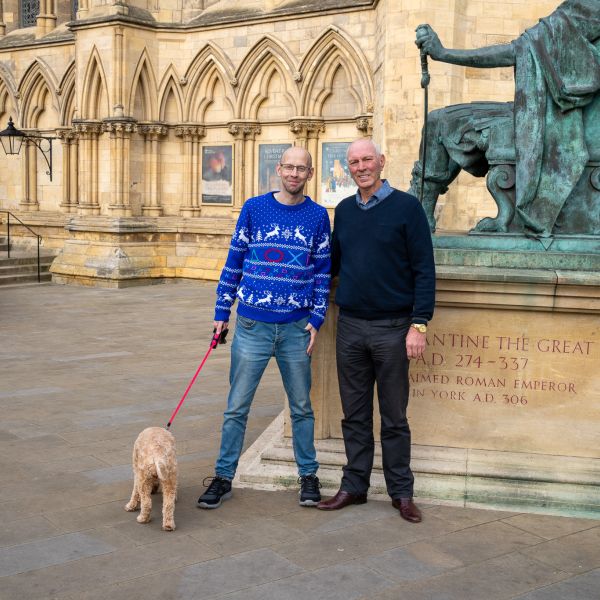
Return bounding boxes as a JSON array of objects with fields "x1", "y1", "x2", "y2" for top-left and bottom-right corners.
[{"x1": 0, "y1": 117, "x2": 55, "y2": 181}]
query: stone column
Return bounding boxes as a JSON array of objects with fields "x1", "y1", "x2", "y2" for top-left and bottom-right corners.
[
  {"x1": 19, "y1": 139, "x2": 39, "y2": 211},
  {"x1": 139, "y1": 122, "x2": 168, "y2": 216},
  {"x1": 73, "y1": 120, "x2": 103, "y2": 215},
  {"x1": 174, "y1": 124, "x2": 205, "y2": 217},
  {"x1": 289, "y1": 118, "x2": 325, "y2": 200},
  {"x1": 0, "y1": 0, "x2": 6, "y2": 37},
  {"x1": 103, "y1": 118, "x2": 137, "y2": 216},
  {"x1": 112, "y1": 26, "x2": 125, "y2": 118},
  {"x1": 36, "y1": 0, "x2": 57, "y2": 38},
  {"x1": 56, "y1": 128, "x2": 78, "y2": 213},
  {"x1": 228, "y1": 120, "x2": 261, "y2": 212}
]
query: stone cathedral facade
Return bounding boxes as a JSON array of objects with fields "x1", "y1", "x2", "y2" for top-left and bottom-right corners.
[{"x1": 0, "y1": 0, "x2": 557, "y2": 285}]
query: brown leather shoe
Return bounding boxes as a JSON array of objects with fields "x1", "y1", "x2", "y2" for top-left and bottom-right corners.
[
  {"x1": 316, "y1": 489, "x2": 367, "y2": 511},
  {"x1": 392, "y1": 497, "x2": 422, "y2": 523}
]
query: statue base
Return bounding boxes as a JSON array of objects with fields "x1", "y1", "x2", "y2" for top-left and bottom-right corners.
[{"x1": 236, "y1": 264, "x2": 600, "y2": 518}]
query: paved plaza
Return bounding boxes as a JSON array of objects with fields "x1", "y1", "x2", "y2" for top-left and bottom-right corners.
[{"x1": 1, "y1": 281, "x2": 599, "y2": 600}]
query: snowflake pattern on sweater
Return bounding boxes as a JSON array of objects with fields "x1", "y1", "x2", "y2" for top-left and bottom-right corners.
[{"x1": 215, "y1": 193, "x2": 332, "y2": 329}]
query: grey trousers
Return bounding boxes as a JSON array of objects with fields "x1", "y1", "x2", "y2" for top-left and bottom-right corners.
[{"x1": 336, "y1": 314, "x2": 414, "y2": 499}]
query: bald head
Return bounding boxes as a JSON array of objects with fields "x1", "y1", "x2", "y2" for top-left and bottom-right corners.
[{"x1": 281, "y1": 146, "x2": 312, "y2": 169}]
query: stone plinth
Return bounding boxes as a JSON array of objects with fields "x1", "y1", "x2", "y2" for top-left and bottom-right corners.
[
  {"x1": 236, "y1": 265, "x2": 600, "y2": 518},
  {"x1": 50, "y1": 216, "x2": 235, "y2": 287}
]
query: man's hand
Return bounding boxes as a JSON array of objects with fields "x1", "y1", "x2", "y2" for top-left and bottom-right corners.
[
  {"x1": 305, "y1": 323, "x2": 318, "y2": 356},
  {"x1": 416, "y1": 24, "x2": 445, "y2": 61},
  {"x1": 406, "y1": 327, "x2": 426, "y2": 360},
  {"x1": 214, "y1": 320, "x2": 229, "y2": 338}
]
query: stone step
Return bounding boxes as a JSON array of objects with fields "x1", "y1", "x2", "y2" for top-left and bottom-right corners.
[
  {"x1": 0, "y1": 262, "x2": 52, "y2": 275},
  {"x1": 0, "y1": 272, "x2": 53, "y2": 286},
  {"x1": 0, "y1": 254, "x2": 55, "y2": 286}
]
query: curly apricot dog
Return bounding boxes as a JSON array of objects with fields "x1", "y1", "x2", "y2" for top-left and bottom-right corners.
[{"x1": 125, "y1": 427, "x2": 178, "y2": 531}]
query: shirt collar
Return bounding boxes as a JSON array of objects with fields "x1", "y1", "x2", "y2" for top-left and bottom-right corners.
[{"x1": 355, "y1": 179, "x2": 394, "y2": 210}]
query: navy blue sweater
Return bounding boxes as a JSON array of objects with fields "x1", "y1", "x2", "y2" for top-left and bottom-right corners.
[{"x1": 331, "y1": 189, "x2": 435, "y2": 323}]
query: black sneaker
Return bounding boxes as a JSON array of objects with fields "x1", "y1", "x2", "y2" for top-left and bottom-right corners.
[
  {"x1": 298, "y1": 474, "x2": 321, "y2": 506},
  {"x1": 197, "y1": 476, "x2": 232, "y2": 509}
]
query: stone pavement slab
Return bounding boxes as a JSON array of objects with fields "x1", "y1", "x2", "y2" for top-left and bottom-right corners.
[{"x1": 1, "y1": 281, "x2": 599, "y2": 600}]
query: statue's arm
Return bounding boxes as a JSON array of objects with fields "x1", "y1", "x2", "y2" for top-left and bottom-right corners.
[{"x1": 416, "y1": 24, "x2": 516, "y2": 68}]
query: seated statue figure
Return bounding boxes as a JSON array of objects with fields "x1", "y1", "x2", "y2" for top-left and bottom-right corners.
[{"x1": 411, "y1": 0, "x2": 600, "y2": 237}]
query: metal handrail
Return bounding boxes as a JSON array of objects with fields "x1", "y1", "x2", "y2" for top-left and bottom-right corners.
[{"x1": 0, "y1": 210, "x2": 42, "y2": 282}]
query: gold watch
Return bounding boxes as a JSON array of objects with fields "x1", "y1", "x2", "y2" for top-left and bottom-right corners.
[{"x1": 410, "y1": 323, "x2": 427, "y2": 334}]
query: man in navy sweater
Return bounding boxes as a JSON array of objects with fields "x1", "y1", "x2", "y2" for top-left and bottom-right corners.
[
  {"x1": 317, "y1": 139, "x2": 435, "y2": 523},
  {"x1": 198, "y1": 147, "x2": 331, "y2": 509}
]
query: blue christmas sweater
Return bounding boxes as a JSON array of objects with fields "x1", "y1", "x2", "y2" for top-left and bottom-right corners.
[{"x1": 215, "y1": 193, "x2": 332, "y2": 330}]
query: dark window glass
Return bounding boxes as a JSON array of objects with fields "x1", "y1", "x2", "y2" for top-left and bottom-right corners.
[
  {"x1": 21, "y1": 0, "x2": 40, "y2": 27},
  {"x1": 72, "y1": 0, "x2": 79, "y2": 19}
]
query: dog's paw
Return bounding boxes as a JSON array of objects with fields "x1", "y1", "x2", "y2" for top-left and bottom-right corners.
[
  {"x1": 162, "y1": 522, "x2": 176, "y2": 531},
  {"x1": 125, "y1": 502, "x2": 139, "y2": 512},
  {"x1": 136, "y1": 514, "x2": 151, "y2": 524}
]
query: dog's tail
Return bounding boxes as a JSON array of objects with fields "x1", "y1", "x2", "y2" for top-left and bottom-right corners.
[{"x1": 154, "y1": 457, "x2": 166, "y2": 481}]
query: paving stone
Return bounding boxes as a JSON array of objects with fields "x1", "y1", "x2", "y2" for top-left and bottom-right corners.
[
  {"x1": 222, "y1": 561, "x2": 394, "y2": 600},
  {"x1": 365, "y1": 545, "x2": 464, "y2": 582},
  {"x1": 0, "y1": 532, "x2": 116, "y2": 577},
  {"x1": 512, "y1": 568, "x2": 600, "y2": 599},
  {"x1": 520, "y1": 526, "x2": 600, "y2": 574},
  {"x1": 369, "y1": 552, "x2": 568, "y2": 600},
  {"x1": 189, "y1": 516, "x2": 308, "y2": 555},
  {"x1": 405, "y1": 520, "x2": 545, "y2": 566},
  {"x1": 0, "y1": 516, "x2": 61, "y2": 548},
  {"x1": 273, "y1": 513, "x2": 457, "y2": 570},
  {"x1": 502, "y1": 512, "x2": 600, "y2": 540},
  {"x1": 0, "y1": 535, "x2": 219, "y2": 600}
]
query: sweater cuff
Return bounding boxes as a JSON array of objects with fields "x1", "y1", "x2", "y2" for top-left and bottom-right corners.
[
  {"x1": 214, "y1": 308, "x2": 231, "y2": 323},
  {"x1": 308, "y1": 314, "x2": 324, "y2": 331}
]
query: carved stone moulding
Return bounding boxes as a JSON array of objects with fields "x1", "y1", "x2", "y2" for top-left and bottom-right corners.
[
  {"x1": 227, "y1": 121, "x2": 262, "y2": 138},
  {"x1": 102, "y1": 118, "x2": 138, "y2": 135},
  {"x1": 174, "y1": 123, "x2": 206, "y2": 138},
  {"x1": 138, "y1": 122, "x2": 169, "y2": 138},
  {"x1": 288, "y1": 118, "x2": 326, "y2": 136},
  {"x1": 71, "y1": 120, "x2": 103, "y2": 137}
]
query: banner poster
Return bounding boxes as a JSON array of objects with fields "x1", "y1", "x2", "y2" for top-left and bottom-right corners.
[
  {"x1": 258, "y1": 143, "x2": 292, "y2": 195},
  {"x1": 320, "y1": 142, "x2": 354, "y2": 207},
  {"x1": 201, "y1": 145, "x2": 233, "y2": 204}
]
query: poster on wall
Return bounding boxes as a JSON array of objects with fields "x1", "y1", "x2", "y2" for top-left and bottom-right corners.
[
  {"x1": 201, "y1": 145, "x2": 233, "y2": 204},
  {"x1": 258, "y1": 143, "x2": 292, "y2": 195},
  {"x1": 320, "y1": 142, "x2": 354, "y2": 207}
]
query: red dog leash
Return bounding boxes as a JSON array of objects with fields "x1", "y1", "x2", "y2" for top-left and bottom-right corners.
[{"x1": 166, "y1": 329, "x2": 228, "y2": 429}]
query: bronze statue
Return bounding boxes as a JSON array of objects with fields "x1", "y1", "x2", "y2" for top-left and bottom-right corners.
[{"x1": 411, "y1": 0, "x2": 600, "y2": 237}]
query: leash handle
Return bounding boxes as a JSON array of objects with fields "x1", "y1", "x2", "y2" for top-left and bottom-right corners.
[{"x1": 166, "y1": 330, "x2": 224, "y2": 429}]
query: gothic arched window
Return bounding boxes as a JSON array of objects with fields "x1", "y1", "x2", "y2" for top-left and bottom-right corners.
[{"x1": 20, "y1": 0, "x2": 40, "y2": 28}]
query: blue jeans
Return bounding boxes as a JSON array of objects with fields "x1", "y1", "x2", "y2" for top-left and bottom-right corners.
[{"x1": 215, "y1": 315, "x2": 319, "y2": 480}]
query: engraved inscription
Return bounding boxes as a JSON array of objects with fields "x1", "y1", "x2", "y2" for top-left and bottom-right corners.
[{"x1": 410, "y1": 332, "x2": 594, "y2": 408}]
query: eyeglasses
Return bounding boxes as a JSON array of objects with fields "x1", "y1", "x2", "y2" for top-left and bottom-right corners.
[{"x1": 280, "y1": 163, "x2": 311, "y2": 174}]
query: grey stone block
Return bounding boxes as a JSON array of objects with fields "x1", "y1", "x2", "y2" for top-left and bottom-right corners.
[{"x1": 0, "y1": 532, "x2": 115, "y2": 577}]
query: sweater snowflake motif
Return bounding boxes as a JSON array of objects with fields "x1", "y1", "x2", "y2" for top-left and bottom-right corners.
[{"x1": 215, "y1": 193, "x2": 332, "y2": 329}]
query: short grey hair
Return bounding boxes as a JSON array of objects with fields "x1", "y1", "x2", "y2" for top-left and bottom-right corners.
[{"x1": 346, "y1": 139, "x2": 382, "y2": 160}]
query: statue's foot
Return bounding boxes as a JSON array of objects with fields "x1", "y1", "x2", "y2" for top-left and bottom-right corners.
[{"x1": 473, "y1": 217, "x2": 508, "y2": 233}]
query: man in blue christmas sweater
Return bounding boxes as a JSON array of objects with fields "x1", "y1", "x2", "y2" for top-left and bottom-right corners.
[{"x1": 198, "y1": 147, "x2": 331, "y2": 509}]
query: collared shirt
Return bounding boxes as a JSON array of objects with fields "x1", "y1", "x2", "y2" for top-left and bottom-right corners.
[{"x1": 355, "y1": 179, "x2": 394, "y2": 211}]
